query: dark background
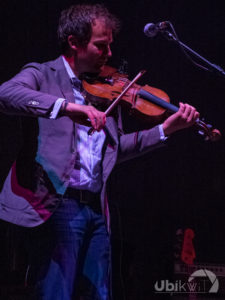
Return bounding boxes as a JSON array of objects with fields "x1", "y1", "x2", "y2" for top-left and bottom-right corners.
[{"x1": 1, "y1": 0, "x2": 225, "y2": 299}]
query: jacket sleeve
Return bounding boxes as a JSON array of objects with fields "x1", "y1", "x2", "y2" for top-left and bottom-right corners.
[
  {"x1": 0, "y1": 64, "x2": 60, "y2": 118},
  {"x1": 117, "y1": 125, "x2": 166, "y2": 164}
]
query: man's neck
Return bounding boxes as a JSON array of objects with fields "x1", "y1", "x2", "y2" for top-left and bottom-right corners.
[{"x1": 63, "y1": 54, "x2": 79, "y2": 78}]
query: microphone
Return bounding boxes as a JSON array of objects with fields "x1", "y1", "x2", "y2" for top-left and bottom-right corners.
[{"x1": 144, "y1": 21, "x2": 169, "y2": 38}]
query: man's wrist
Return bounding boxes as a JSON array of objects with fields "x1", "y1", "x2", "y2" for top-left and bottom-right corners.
[
  {"x1": 60, "y1": 100, "x2": 69, "y2": 116},
  {"x1": 162, "y1": 122, "x2": 174, "y2": 137}
]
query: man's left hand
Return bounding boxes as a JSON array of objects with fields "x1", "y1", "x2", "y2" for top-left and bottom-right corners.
[{"x1": 162, "y1": 102, "x2": 200, "y2": 136}]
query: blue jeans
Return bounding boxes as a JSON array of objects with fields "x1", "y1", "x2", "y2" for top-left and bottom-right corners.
[{"x1": 28, "y1": 197, "x2": 111, "y2": 300}]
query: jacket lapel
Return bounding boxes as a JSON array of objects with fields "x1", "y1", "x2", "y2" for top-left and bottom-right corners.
[
  {"x1": 48, "y1": 56, "x2": 75, "y2": 103},
  {"x1": 104, "y1": 117, "x2": 119, "y2": 145}
]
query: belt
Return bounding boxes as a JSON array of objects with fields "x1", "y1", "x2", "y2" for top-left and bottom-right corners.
[{"x1": 64, "y1": 187, "x2": 100, "y2": 205}]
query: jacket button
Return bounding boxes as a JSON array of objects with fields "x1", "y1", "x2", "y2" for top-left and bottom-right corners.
[{"x1": 28, "y1": 100, "x2": 39, "y2": 106}]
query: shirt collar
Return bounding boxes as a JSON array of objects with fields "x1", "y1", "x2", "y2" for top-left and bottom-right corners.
[
  {"x1": 62, "y1": 55, "x2": 76, "y2": 79},
  {"x1": 62, "y1": 55, "x2": 82, "y2": 91}
]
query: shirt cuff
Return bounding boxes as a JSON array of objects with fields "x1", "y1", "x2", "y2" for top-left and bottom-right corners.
[
  {"x1": 159, "y1": 124, "x2": 168, "y2": 141},
  {"x1": 49, "y1": 98, "x2": 66, "y2": 119}
]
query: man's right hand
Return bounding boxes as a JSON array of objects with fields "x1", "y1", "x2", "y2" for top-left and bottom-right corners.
[{"x1": 61, "y1": 101, "x2": 106, "y2": 131}]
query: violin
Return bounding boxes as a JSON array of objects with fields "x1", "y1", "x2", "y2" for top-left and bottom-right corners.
[{"x1": 82, "y1": 65, "x2": 221, "y2": 141}]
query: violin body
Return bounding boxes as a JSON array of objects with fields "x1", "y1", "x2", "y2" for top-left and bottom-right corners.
[{"x1": 82, "y1": 65, "x2": 170, "y2": 125}]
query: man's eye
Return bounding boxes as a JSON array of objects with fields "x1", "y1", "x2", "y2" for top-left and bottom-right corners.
[{"x1": 96, "y1": 44, "x2": 106, "y2": 49}]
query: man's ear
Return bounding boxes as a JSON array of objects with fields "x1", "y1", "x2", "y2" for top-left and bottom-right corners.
[{"x1": 67, "y1": 35, "x2": 79, "y2": 51}]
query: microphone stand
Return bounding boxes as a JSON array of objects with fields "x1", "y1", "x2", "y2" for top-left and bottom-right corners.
[{"x1": 161, "y1": 29, "x2": 225, "y2": 78}]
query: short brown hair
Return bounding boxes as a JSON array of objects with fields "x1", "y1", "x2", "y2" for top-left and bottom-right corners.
[{"x1": 57, "y1": 4, "x2": 120, "y2": 53}]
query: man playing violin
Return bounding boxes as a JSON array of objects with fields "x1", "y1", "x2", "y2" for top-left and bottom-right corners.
[{"x1": 0, "y1": 3, "x2": 199, "y2": 300}]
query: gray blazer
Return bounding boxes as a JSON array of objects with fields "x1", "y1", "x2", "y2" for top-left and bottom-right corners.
[{"x1": 0, "y1": 56, "x2": 165, "y2": 228}]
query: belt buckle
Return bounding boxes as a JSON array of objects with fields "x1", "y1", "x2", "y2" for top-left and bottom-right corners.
[{"x1": 79, "y1": 190, "x2": 89, "y2": 204}]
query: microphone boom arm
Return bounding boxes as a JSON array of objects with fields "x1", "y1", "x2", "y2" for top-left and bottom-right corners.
[{"x1": 161, "y1": 28, "x2": 225, "y2": 78}]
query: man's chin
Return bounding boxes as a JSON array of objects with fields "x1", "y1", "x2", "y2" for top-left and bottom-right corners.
[
  {"x1": 81, "y1": 64, "x2": 106, "y2": 77},
  {"x1": 94, "y1": 63, "x2": 105, "y2": 72}
]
